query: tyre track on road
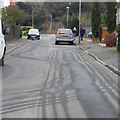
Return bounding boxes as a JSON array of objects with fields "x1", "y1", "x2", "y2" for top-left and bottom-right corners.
[{"x1": 72, "y1": 51, "x2": 118, "y2": 113}]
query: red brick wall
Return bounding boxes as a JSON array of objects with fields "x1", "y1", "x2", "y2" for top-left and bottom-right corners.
[
  {"x1": 102, "y1": 27, "x2": 108, "y2": 38},
  {"x1": 10, "y1": 0, "x2": 16, "y2": 6}
]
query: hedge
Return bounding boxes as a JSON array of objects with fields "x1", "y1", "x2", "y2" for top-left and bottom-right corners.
[
  {"x1": 116, "y1": 24, "x2": 120, "y2": 51},
  {"x1": 4, "y1": 25, "x2": 21, "y2": 42}
]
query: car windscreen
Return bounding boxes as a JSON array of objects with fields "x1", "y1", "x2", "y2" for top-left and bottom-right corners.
[
  {"x1": 58, "y1": 29, "x2": 72, "y2": 34},
  {"x1": 29, "y1": 29, "x2": 39, "y2": 34}
]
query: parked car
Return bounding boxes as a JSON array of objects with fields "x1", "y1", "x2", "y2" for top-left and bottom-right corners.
[
  {"x1": 27, "y1": 29, "x2": 40, "y2": 40},
  {"x1": 55, "y1": 29, "x2": 74, "y2": 45},
  {"x1": 88, "y1": 32, "x2": 93, "y2": 38},
  {"x1": 0, "y1": 16, "x2": 10, "y2": 66}
]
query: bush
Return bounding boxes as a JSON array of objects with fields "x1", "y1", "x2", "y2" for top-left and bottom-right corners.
[
  {"x1": 20, "y1": 26, "x2": 23, "y2": 38},
  {"x1": 69, "y1": 15, "x2": 79, "y2": 36},
  {"x1": 104, "y1": 32, "x2": 116, "y2": 47},
  {"x1": 92, "y1": 3, "x2": 101, "y2": 38},
  {"x1": 5, "y1": 25, "x2": 21, "y2": 41},
  {"x1": 116, "y1": 24, "x2": 120, "y2": 34},
  {"x1": 116, "y1": 24, "x2": 120, "y2": 50},
  {"x1": 23, "y1": 31, "x2": 28, "y2": 36},
  {"x1": 107, "y1": 2, "x2": 116, "y2": 34}
]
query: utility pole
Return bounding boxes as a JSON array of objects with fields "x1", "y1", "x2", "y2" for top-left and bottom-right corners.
[
  {"x1": 66, "y1": 6, "x2": 69, "y2": 28},
  {"x1": 79, "y1": 0, "x2": 81, "y2": 44},
  {"x1": 32, "y1": 6, "x2": 34, "y2": 28},
  {"x1": 50, "y1": 15, "x2": 52, "y2": 33}
]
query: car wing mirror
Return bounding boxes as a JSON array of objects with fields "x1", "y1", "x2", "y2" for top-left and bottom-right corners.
[{"x1": 3, "y1": 27, "x2": 10, "y2": 35}]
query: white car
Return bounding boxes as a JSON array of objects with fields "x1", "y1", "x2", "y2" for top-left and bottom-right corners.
[
  {"x1": 0, "y1": 16, "x2": 10, "y2": 66},
  {"x1": 27, "y1": 29, "x2": 40, "y2": 40}
]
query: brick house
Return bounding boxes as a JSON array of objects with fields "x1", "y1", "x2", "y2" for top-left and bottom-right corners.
[{"x1": 10, "y1": 0, "x2": 16, "y2": 6}]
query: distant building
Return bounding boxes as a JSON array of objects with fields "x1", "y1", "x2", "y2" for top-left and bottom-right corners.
[
  {"x1": 116, "y1": 2, "x2": 120, "y2": 24},
  {"x1": 10, "y1": 0, "x2": 16, "y2": 6}
]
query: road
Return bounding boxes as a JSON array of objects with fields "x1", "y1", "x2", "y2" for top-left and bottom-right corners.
[{"x1": 2, "y1": 34, "x2": 118, "y2": 118}]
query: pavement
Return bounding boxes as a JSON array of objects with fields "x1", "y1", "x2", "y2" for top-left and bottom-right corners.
[
  {"x1": 5, "y1": 36, "x2": 120, "y2": 76},
  {"x1": 75, "y1": 38, "x2": 120, "y2": 76},
  {"x1": 6, "y1": 37, "x2": 31, "y2": 54}
]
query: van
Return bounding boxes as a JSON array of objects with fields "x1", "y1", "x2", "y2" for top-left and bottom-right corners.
[{"x1": 0, "y1": 16, "x2": 10, "y2": 66}]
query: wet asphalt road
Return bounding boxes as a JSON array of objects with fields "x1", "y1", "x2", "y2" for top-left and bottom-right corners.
[{"x1": 2, "y1": 34, "x2": 118, "y2": 118}]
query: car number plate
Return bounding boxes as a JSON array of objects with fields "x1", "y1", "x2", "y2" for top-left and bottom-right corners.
[
  {"x1": 31, "y1": 36, "x2": 36, "y2": 38},
  {"x1": 62, "y1": 36, "x2": 68, "y2": 38}
]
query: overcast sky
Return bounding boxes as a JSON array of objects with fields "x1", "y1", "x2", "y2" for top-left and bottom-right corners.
[
  {"x1": 4, "y1": 0, "x2": 10, "y2": 7},
  {"x1": 3, "y1": 0, "x2": 120, "y2": 7}
]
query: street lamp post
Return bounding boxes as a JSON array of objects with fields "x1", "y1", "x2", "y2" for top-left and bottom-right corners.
[
  {"x1": 32, "y1": 6, "x2": 34, "y2": 28},
  {"x1": 66, "y1": 6, "x2": 69, "y2": 28},
  {"x1": 79, "y1": 0, "x2": 81, "y2": 44},
  {"x1": 50, "y1": 15, "x2": 52, "y2": 33}
]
